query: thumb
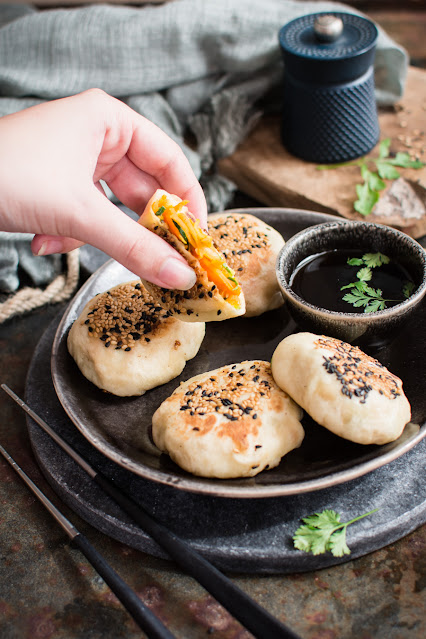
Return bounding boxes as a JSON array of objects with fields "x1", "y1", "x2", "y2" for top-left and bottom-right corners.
[{"x1": 63, "y1": 190, "x2": 197, "y2": 290}]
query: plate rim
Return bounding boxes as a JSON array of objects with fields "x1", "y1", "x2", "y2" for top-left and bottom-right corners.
[{"x1": 51, "y1": 207, "x2": 426, "y2": 498}]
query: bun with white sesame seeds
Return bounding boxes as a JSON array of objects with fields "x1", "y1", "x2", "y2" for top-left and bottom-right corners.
[
  {"x1": 271, "y1": 333, "x2": 411, "y2": 445},
  {"x1": 67, "y1": 280, "x2": 205, "y2": 397},
  {"x1": 208, "y1": 212, "x2": 285, "y2": 317},
  {"x1": 138, "y1": 190, "x2": 245, "y2": 322},
  {"x1": 152, "y1": 360, "x2": 304, "y2": 478}
]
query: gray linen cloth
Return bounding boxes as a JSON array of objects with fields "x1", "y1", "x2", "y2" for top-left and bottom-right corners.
[{"x1": 0, "y1": 0, "x2": 408, "y2": 293}]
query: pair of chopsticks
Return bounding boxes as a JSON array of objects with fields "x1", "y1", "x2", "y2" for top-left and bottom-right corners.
[{"x1": 1, "y1": 384, "x2": 302, "y2": 639}]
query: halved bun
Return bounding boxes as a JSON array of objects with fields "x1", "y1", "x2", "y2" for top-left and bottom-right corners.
[{"x1": 138, "y1": 190, "x2": 245, "y2": 322}]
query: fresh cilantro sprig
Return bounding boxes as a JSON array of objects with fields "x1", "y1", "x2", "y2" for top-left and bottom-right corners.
[
  {"x1": 403, "y1": 281, "x2": 415, "y2": 298},
  {"x1": 342, "y1": 283, "x2": 390, "y2": 313},
  {"x1": 361, "y1": 252, "x2": 390, "y2": 269},
  {"x1": 318, "y1": 138, "x2": 424, "y2": 216},
  {"x1": 340, "y1": 252, "x2": 412, "y2": 313},
  {"x1": 293, "y1": 508, "x2": 379, "y2": 557}
]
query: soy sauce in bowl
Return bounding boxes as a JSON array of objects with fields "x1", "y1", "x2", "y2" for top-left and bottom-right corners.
[
  {"x1": 275, "y1": 221, "x2": 426, "y2": 343},
  {"x1": 290, "y1": 249, "x2": 416, "y2": 314}
]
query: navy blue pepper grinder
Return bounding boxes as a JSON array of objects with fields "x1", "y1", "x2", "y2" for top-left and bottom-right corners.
[{"x1": 278, "y1": 12, "x2": 380, "y2": 164}]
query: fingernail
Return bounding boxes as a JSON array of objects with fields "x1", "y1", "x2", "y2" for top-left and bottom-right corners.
[
  {"x1": 36, "y1": 239, "x2": 64, "y2": 256},
  {"x1": 158, "y1": 258, "x2": 197, "y2": 290}
]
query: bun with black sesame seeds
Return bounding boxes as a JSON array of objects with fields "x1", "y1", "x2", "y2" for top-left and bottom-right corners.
[
  {"x1": 271, "y1": 332, "x2": 412, "y2": 445},
  {"x1": 67, "y1": 280, "x2": 205, "y2": 397},
  {"x1": 208, "y1": 212, "x2": 285, "y2": 317},
  {"x1": 152, "y1": 360, "x2": 304, "y2": 478},
  {"x1": 138, "y1": 189, "x2": 246, "y2": 322}
]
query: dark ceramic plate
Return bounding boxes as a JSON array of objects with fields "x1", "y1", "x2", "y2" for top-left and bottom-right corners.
[{"x1": 51, "y1": 209, "x2": 426, "y2": 498}]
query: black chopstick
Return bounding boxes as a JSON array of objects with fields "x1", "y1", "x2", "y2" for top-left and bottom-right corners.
[
  {"x1": 0, "y1": 442, "x2": 176, "y2": 639},
  {"x1": 2, "y1": 384, "x2": 302, "y2": 639}
]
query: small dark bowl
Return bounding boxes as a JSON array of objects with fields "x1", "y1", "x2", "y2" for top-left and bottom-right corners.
[{"x1": 276, "y1": 220, "x2": 426, "y2": 345}]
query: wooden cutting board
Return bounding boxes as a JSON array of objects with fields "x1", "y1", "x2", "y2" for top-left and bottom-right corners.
[{"x1": 219, "y1": 66, "x2": 426, "y2": 238}]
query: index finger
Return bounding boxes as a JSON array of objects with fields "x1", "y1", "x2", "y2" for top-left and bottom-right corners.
[{"x1": 103, "y1": 98, "x2": 208, "y2": 227}]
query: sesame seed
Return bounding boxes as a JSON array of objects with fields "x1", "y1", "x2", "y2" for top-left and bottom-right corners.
[
  {"x1": 83, "y1": 281, "x2": 177, "y2": 352},
  {"x1": 176, "y1": 361, "x2": 274, "y2": 423},
  {"x1": 317, "y1": 336, "x2": 402, "y2": 403}
]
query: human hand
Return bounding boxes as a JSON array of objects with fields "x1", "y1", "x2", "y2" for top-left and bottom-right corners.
[{"x1": 0, "y1": 89, "x2": 207, "y2": 290}]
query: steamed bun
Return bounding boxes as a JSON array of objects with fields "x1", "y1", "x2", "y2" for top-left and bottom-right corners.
[
  {"x1": 271, "y1": 332, "x2": 411, "y2": 445},
  {"x1": 68, "y1": 280, "x2": 205, "y2": 397},
  {"x1": 152, "y1": 360, "x2": 304, "y2": 478}
]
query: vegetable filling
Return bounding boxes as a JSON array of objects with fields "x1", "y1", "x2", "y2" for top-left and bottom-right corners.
[{"x1": 153, "y1": 195, "x2": 242, "y2": 307}]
